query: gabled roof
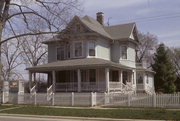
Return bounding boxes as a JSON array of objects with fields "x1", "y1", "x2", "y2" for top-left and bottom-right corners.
[
  {"x1": 79, "y1": 16, "x2": 112, "y2": 39},
  {"x1": 104, "y1": 23, "x2": 135, "y2": 40},
  {"x1": 26, "y1": 58, "x2": 133, "y2": 72},
  {"x1": 79, "y1": 16, "x2": 137, "y2": 41},
  {"x1": 43, "y1": 15, "x2": 138, "y2": 44}
]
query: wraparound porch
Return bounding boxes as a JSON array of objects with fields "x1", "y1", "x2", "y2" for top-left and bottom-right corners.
[{"x1": 27, "y1": 58, "x2": 136, "y2": 93}]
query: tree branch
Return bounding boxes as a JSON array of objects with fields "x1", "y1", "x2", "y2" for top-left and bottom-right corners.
[{"x1": 0, "y1": 31, "x2": 58, "y2": 44}]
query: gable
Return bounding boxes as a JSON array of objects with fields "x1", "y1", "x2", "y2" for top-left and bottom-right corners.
[
  {"x1": 130, "y1": 25, "x2": 139, "y2": 42},
  {"x1": 62, "y1": 16, "x2": 92, "y2": 34}
]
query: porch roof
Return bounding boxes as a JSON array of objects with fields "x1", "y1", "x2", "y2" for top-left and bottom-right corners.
[{"x1": 26, "y1": 58, "x2": 133, "y2": 72}]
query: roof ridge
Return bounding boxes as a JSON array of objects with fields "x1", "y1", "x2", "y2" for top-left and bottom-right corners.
[{"x1": 104, "y1": 22, "x2": 135, "y2": 28}]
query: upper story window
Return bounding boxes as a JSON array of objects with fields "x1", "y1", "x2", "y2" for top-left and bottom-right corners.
[
  {"x1": 66, "y1": 44, "x2": 70, "y2": 59},
  {"x1": 88, "y1": 41, "x2": 95, "y2": 56},
  {"x1": 121, "y1": 46, "x2": 127, "y2": 59},
  {"x1": 74, "y1": 42, "x2": 82, "y2": 57},
  {"x1": 57, "y1": 46, "x2": 65, "y2": 60}
]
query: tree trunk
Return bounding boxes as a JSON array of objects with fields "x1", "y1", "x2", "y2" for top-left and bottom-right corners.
[{"x1": 0, "y1": 22, "x2": 3, "y2": 85}]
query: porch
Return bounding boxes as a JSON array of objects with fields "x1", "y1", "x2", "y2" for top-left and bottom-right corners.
[{"x1": 27, "y1": 58, "x2": 136, "y2": 93}]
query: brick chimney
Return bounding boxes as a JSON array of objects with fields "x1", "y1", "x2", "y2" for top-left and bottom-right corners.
[{"x1": 96, "y1": 12, "x2": 104, "y2": 25}]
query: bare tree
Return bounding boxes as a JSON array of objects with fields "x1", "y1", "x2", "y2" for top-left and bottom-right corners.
[
  {"x1": 0, "y1": 0, "x2": 82, "y2": 84},
  {"x1": 1, "y1": 39, "x2": 23, "y2": 81},
  {"x1": 170, "y1": 48, "x2": 180, "y2": 78},
  {"x1": 137, "y1": 32, "x2": 158, "y2": 67},
  {"x1": 20, "y1": 34, "x2": 47, "y2": 89},
  {"x1": 21, "y1": 35, "x2": 47, "y2": 67}
]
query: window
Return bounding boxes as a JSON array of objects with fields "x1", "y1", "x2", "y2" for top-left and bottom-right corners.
[
  {"x1": 57, "y1": 46, "x2": 65, "y2": 60},
  {"x1": 110, "y1": 70, "x2": 119, "y2": 82},
  {"x1": 89, "y1": 41, "x2": 95, "y2": 56},
  {"x1": 121, "y1": 46, "x2": 127, "y2": 59},
  {"x1": 146, "y1": 74, "x2": 149, "y2": 84},
  {"x1": 74, "y1": 42, "x2": 82, "y2": 57},
  {"x1": 66, "y1": 44, "x2": 70, "y2": 59},
  {"x1": 89, "y1": 69, "x2": 96, "y2": 82},
  {"x1": 137, "y1": 74, "x2": 143, "y2": 84}
]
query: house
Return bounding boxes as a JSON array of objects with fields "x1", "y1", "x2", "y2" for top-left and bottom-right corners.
[{"x1": 27, "y1": 12, "x2": 155, "y2": 94}]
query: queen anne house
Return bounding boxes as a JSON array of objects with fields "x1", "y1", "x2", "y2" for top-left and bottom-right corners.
[{"x1": 27, "y1": 12, "x2": 155, "y2": 94}]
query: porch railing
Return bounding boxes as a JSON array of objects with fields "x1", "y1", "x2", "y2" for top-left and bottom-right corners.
[
  {"x1": 109, "y1": 82, "x2": 122, "y2": 91},
  {"x1": 56, "y1": 82, "x2": 106, "y2": 92},
  {"x1": 109, "y1": 82, "x2": 134, "y2": 93},
  {"x1": 55, "y1": 82, "x2": 135, "y2": 93},
  {"x1": 56, "y1": 82, "x2": 78, "y2": 92},
  {"x1": 81, "y1": 82, "x2": 106, "y2": 92}
]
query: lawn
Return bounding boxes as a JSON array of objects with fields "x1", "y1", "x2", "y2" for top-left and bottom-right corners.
[
  {"x1": 0, "y1": 105, "x2": 180, "y2": 120},
  {"x1": 0, "y1": 105, "x2": 17, "y2": 110}
]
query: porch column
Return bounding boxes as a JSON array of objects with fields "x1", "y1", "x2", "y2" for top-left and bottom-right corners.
[
  {"x1": 131, "y1": 71, "x2": 134, "y2": 85},
  {"x1": 105, "y1": 68, "x2": 109, "y2": 93},
  {"x1": 29, "y1": 71, "x2": 32, "y2": 90},
  {"x1": 52, "y1": 70, "x2": 56, "y2": 92},
  {"x1": 119, "y1": 70, "x2": 123, "y2": 90},
  {"x1": 77, "y1": 69, "x2": 81, "y2": 92}
]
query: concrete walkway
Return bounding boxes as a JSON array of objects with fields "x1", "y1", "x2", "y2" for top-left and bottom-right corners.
[{"x1": 0, "y1": 114, "x2": 165, "y2": 121}]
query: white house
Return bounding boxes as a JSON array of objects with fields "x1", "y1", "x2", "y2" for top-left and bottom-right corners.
[{"x1": 27, "y1": 12, "x2": 155, "y2": 94}]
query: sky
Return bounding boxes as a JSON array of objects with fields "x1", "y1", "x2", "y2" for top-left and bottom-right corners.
[{"x1": 81, "y1": 0, "x2": 180, "y2": 47}]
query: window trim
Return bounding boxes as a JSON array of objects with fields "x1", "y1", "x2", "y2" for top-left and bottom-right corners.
[{"x1": 73, "y1": 41, "x2": 83, "y2": 58}]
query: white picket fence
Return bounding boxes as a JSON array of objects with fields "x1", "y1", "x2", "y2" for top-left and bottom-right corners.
[
  {"x1": 1, "y1": 92, "x2": 180, "y2": 107},
  {"x1": 0, "y1": 93, "x2": 2, "y2": 104}
]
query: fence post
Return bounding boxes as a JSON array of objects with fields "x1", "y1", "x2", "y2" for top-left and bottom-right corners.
[
  {"x1": 91, "y1": 92, "x2": 93, "y2": 107},
  {"x1": 94, "y1": 92, "x2": 96, "y2": 106},
  {"x1": 34, "y1": 92, "x2": 37, "y2": 105},
  {"x1": 153, "y1": 93, "x2": 156, "y2": 107},
  {"x1": 127, "y1": 94, "x2": 131, "y2": 106},
  {"x1": 18, "y1": 92, "x2": 24, "y2": 104},
  {"x1": 3, "y1": 81, "x2": 9, "y2": 104},
  {"x1": 71, "y1": 92, "x2": 74, "y2": 106},
  {"x1": 52, "y1": 93, "x2": 55, "y2": 106},
  {"x1": 104, "y1": 92, "x2": 109, "y2": 105},
  {"x1": 91, "y1": 92, "x2": 96, "y2": 107}
]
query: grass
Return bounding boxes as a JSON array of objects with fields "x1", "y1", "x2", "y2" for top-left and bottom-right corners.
[
  {"x1": 0, "y1": 105, "x2": 17, "y2": 110},
  {"x1": 0, "y1": 105, "x2": 180, "y2": 120}
]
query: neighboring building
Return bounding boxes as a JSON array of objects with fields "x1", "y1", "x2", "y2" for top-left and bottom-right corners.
[{"x1": 27, "y1": 12, "x2": 155, "y2": 94}]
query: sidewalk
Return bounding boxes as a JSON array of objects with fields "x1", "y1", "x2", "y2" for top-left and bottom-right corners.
[{"x1": 0, "y1": 114, "x2": 165, "y2": 121}]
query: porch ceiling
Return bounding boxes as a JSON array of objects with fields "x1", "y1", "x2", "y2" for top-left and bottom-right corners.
[{"x1": 26, "y1": 58, "x2": 133, "y2": 72}]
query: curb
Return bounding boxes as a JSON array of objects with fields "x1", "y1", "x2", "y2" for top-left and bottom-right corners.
[{"x1": 0, "y1": 113, "x2": 165, "y2": 121}]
